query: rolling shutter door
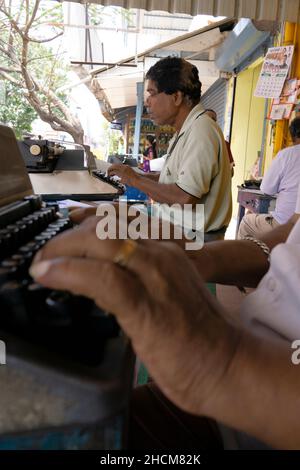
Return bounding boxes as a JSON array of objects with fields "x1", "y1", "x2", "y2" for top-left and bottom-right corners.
[{"x1": 201, "y1": 78, "x2": 228, "y2": 133}]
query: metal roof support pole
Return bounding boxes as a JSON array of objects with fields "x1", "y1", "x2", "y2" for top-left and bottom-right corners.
[{"x1": 133, "y1": 81, "x2": 144, "y2": 159}]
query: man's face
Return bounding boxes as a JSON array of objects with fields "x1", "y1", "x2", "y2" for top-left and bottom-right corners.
[{"x1": 145, "y1": 79, "x2": 179, "y2": 127}]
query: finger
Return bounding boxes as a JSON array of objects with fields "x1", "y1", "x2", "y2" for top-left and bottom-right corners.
[
  {"x1": 34, "y1": 217, "x2": 193, "y2": 301},
  {"x1": 69, "y1": 207, "x2": 97, "y2": 224},
  {"x1": 111, "y1": 239, "x2": 203, "y2": 304},
  {"x1": 34, "y1": 219, "x2": 157, "y2": 298},
  {"x1": 29, "y1": 257, "x2": 150, "y2": 335},
  {"x1": 32, "y1": 217, "x2": 121, "y2": 263},
  {"x1": 67, "y1": 205, "x2": 85, "y2": 211},
  {"x1": 34, "y1": 205, "x2": 149, "y2": 265},
  {"x1": 107, "y1": 164, "x2": 122, "y2": 176}
]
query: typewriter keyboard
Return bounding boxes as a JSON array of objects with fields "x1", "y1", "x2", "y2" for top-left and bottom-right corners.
[{"x1": 0, "y1": 195, "x2": 118, "y2": 366}]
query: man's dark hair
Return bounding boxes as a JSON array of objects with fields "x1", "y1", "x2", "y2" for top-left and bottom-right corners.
[
  {"x1": 289, "y1": 117, "x2": 300, "y2": 141},
  {"x1": 146, "y1": 57, "x2": 202, "y2": 105}
]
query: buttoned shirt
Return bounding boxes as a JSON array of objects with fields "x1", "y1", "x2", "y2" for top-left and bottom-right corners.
[
  {"x1": 261, "y1": 144, "x2": 300, "y2": 224},
  {"x1": 240, "y1": 183, "x2": 300, "y2": 340},
  {"x1": 156, "y1": 103, "x2": 232, "y2": 233}
]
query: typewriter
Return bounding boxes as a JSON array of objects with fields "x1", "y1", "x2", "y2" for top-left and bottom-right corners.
[
  {"x1": 0, "y1": 125, "x2": 118, "y2": 366},
  {"x1": 18, "y1": 139, "x2": 65, "y2": 173},
  {"x1": 91, "y1": 170, "x2": 125, "y2": 193},
  {"x1": 241, "y1": 179, "x2": 262, "y2": 190}
]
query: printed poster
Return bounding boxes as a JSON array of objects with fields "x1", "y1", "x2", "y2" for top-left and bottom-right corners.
[
  {"x1": 254, "y1": 45, "x2": 294, "y2": 98},
  {"x1": 268, "y1": 77, "x2": 300, "y2": 120}
]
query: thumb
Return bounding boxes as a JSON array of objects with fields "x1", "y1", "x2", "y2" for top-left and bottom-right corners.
[{"x1": 29, "y1": 257, "x2": 149, "y2": 334}]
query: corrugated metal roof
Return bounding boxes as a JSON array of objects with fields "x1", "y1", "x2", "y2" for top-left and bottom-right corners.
[
  {"x1": 62, "y1": 0, "x2": 300, "y2": 23},
  {"x1": 141, "y1": 11, "x2": 192, "y2": 33}
]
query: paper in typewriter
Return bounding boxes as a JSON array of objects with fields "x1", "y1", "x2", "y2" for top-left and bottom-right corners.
[{"x1": 30, "y1": 170, "x2": 119, "y2": 195}]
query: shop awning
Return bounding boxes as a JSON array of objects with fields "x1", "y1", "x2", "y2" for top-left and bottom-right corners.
[
  {"x1": 60, "y1": 0, "x2": 300, "y2": 23},
  {"x1": 78, "y1": 18, "x2": 235, "y2": 111}
]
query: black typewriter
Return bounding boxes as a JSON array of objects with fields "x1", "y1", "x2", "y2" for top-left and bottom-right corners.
[
  {"x1": 92, "y1": 170, "x2": 125, "y2": 193},
  {"x1": 0, "y1": 125, "x2": 118, "y2": 366},
  {"x1": 241, "y1": 179, "x2": 262, "y2": 190},
  {"x1": 18, "y1": 139, "x2": 65, "y2": 173}
]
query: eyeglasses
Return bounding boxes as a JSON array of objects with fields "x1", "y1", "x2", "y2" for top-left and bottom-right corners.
[{"x1": 146, "y1": 90, "x2": 164, "y2": 100}]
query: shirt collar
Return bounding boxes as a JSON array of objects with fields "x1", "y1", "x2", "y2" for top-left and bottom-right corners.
[{"x1": 178, "y1": 102, "x2": 205, "y2": 136}]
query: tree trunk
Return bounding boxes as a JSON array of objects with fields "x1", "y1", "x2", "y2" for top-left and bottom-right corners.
[{"x1": 63, "y1": 127, "x2": 84, "y2": 146}]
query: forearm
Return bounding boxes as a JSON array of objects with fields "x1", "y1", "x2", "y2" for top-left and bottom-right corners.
[
  {"x1": 132, "y1": 175, "x2": 189, "y2": 204},
  {"x1": 189, "y1": 240, "x2": 269, "y2": 287},
  {"x1": 142, "y1": 172, "x2": 160, "y2": 181},
  {"x1": 189, "y1": 216, "x2": 298, "y2": 287},
  {"x1": 204, "y1": 329, "x2": 299, "y2": 449},
  {"x1": 143, "y1": 280, "x2": 300, "y2": 448},
  {"x1": 183, "y1": 286, "x2": 300, "y2": 449}
]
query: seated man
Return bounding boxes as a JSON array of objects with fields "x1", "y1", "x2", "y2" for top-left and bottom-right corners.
[
  {"x1": 29, "y1": 185, "x2": 300, "y2": 449},
  {"x1": 238, "y1": 117, "x2": 300, "y2": 239},
  {"x1": 108, "y1": 57, "x2": 232, "y2": 242}
]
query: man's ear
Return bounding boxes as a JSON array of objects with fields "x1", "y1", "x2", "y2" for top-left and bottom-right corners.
[{"x1": 173, "y1": 91, "x2": 184, "y2": 106}]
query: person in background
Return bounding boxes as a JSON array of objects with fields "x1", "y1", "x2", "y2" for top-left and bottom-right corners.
[
  {"x1": 205, "y1": 108, "x2": 235, "y2": 176},
  {"x1": 238, "y1": 117, "x2": 300, "y2": 239},
  {"x1": 143, "y1": 135, "x2": 157, "y2": 160},
  {"x1": 107, "y1": 57, "x2": 232, "y2": 242}
]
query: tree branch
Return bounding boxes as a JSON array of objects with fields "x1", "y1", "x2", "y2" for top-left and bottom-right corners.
[
  {"x1": 25, "y1": 0, "x2": 29, "y2": 24},
  {"x1": 0, "y1": 65, "x2": 21, "y2": 74},
  {"x1": 25, "y1": 90, "x2": 83, "y2": 143},
  {"x1": 34, "y1": 3, "x2": 63, "y2": 24},
  {"x1": 38, "y1": 82, "x2": 81, "y2": 128},
  {"x1": 0, "y1": 42, "x2": 21, "y2": 67},
  {"x1": 27, "y1": 53, "x2": 61, "y2": 64},
  {"x1": 0, "y1": 0, "x2": 84, "y2": 144},
  {"x1": 28, "y1": 31, "x2": 63, "y2": 43},
  {"x1": 0, "y1": 70, "x2": 22, "y2": 87},
  {"x1": 25, "y1": 0, "x2": 40, "y2": 34},
  {"x1": 0, "y1": 5, "x2": 25, "y2": 37},
  {"x1": 15, "y1": 0, "x2": 26, "y2": 25}
]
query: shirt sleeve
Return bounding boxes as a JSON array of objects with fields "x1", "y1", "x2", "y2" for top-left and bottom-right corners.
[
  {"x1": 296, "y1": 183, "x2": 300, "y2": 214},
  {"x1": 175, "y1": 119, "x2": 220, "y2": 198},
  {"x1": 225, "y1": 141, "x2": 234, "y2": 164},
  {"x1": 260, "y1": 152, "x2": 284, "y2": 195}
]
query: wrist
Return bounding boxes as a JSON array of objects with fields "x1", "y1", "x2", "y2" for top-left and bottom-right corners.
[
  {"x1": 189, "y1": 244, "x2": 218, "y2": 282},
  {"x1": 186, "y1": 306, "x2": 242, "y2": 416},
  {"x1": 153, "y1": 288, "x2": 242, "y2": 417},
  {"x1": 130, "y1": 171, "x2": 140, "y2": 187},
  {"x1": 196, "y1": 319, "x2": 242, "y2": 417}
]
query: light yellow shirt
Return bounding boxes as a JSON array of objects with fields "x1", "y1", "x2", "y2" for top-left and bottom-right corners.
[{"x1": 158, "y1": 103, "x2": 232, "y2": 233}]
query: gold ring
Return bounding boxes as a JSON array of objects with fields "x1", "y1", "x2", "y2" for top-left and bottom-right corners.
[{"x1": 113, "y1": 239, "x2": 138, "y2": 268}]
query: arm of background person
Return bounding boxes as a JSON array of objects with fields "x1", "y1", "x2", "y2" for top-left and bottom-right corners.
[
  {"x1": 29, "y1": 232, "x2": 300, "y2": 449},
  {"x1": 141, "y1": 172, "x2": 160, "y2": 181},
  {"x1": 188, "y1": 213, "x2": 300, "y2": 287},
  {"x1": 68, "y1": 209, "x2": 299, "y2": 287},
  {"x1": 260, "y1": 152, "x2": 283, "y2": 195},
  {"x1": 108, "y1": 164, "x2": 200, "y2": 205}
]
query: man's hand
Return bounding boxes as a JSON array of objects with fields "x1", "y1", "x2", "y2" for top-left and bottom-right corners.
[
  {"x1": 68, "y1": 206, "x2": 97, "y2": 224},
  {"x1": 108, "y1": 164, "x2": 139, "y2": 186},
  {"x1": 29, "y1": 219, "x2": 240, "y2": 416}
]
